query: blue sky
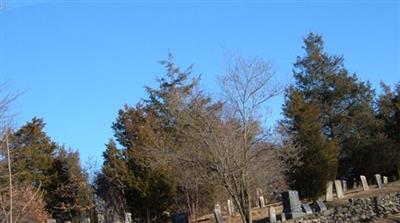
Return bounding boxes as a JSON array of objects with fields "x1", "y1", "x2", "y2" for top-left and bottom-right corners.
[{"x1": 1, "y1": 0, "x2": 399, "y2": 166}]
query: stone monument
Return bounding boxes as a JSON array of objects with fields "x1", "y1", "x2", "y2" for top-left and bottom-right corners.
[
  {"x1": 326, "y1": 181, "x2": 333, "y2": 201},
  {"x1": 375, "y1": 173, "x2": 383, "y2": 188},
  {"x1": 282, "y1": 190, "x2": 305, "y2": 219},
  {"x1": 334, "y1": 180, "x2": 344, "y2": 199},
  {"x1": 360, "y1": 175, "x2": 369, "y2": 191},
  {"x1": 269, "y1": 206, "x2": 277, "y2": 223}
]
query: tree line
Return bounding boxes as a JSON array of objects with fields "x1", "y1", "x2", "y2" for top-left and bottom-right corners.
[{"x1": 0, "y1": 33, "x2": 399, "y2": 223}]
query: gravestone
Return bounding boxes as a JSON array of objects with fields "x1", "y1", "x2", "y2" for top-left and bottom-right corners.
[
  {"x1": 269, "y1": 206, "x2": 277, "y2": 223},
  {"x1": 383, "y1": 176, "x2": 388, "y2": 184},
  {"x1": 259, "y1": 196, "x2": 266, "y2": 208},
  {"x1": 326, "y1": 181, "x2": 333, "y2": 201},
  {"x1": 353, "y1": 178, "x2": 358, "y2": 189},
  {"x1": 334, "y1": 180, "x2": 344, "y2": 199},
  {"x1": 97, "y1": 214, "x2": 105, "y2": 223},
  {"x1": 171, "y1": 213, "x2": 188, "y2": 223},
  {"x1": 315, "y1": 200, "x2": 327, "y2": 212},
  {"x1": 214, "y1": 204, "x2": 224, "y2": 223},
  {"x1": 227, "y1": 199, "x2": 234, "y2": 215},
  {"x1": 47, "y1": 219, "x2": 56, "y2": 223},
  {"x1": 281, "y1": 213, "x2": 286, "y2": 222},
  {"x1": 282, "y1": 190, "x2": 305, "y2": 219},
  {"x1": 360, "y1": 175, "x2": 369, "y2": 191},
  {"x1": 125, "y1": 212, "x2": 132, "y2": 223},
  {"x1": 375, "y1": 174, "x2": 384, "y2": 188},
  {"x1": 341, "y1": 180, "x2": 347, "y2": 192},
  {"x1": 64, "y1": 221, "x2": 72, "y2": 223},
  {"x1": 302, "y1": 203, "x2": 313, "y2": 215}
]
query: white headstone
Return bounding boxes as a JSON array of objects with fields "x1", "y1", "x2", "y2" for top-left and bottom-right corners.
[
  {"x1": 47, "y1": 219, "x2": 56, "y2": 223},
  {"x1": 375, "y1": 173, "x2": 384, "y2": 188},
  {"x1": 334, "y1": 180, "x2": 344, "y2": 198},
  {"x1": 227, "y1": 199, "x2": 234, "y2": 215},
  {"x1": 326, "y1": 181, "x2": 333, "y2": 201},
  {"x1": 269, "y1": 206, "x2": 277, "y2": 223},
  {"x1": 214, "y1": 205, "x2": 224, "y2": 223},
  {"x1": 259, "y1": 196, "x2": 266, "y2": 208},
  {"x1": 360, "y1": 175, "x2": 369, "y2": 191},
  {"x1": 383, "y1": 176, "x2": 388, "y2": 184},
  {"x1": 281, "y1": 212, "x2": 286, "y2": 222}
]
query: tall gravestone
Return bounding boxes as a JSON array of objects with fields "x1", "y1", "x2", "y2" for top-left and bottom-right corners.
[
  {"x1": 259, "y1": 196, "x2": 266, "y2": 208},
  {"x1": 334, "y1": 180, "x2": 344, "y2": 198},
  {"x1": 326, "y1": 181, "x2": 333, "y2": 201},
  {"x1": 375, "y1": 174, "x2": 384, "y2": 188},
  {"x1": 383, "y1": 176, "x2": 388, "y2": 184},
  {"x1": 282, "y1": 190, "x2": 304, "y2": 219},
  {"x1": 227, "y1": 199, "x2": 234, "y2": 215},
  {"x1": 360, "y1": 175, "x2": 369, "y2": 191},
  {"x1": 171, "y1": 213, "x2": 188, "y2": 223},
  {"x1": 341, "y1": 180, "x2": 347, "y2": 192},
  {"x1": 214, "y1": 204, "x2": 224, "y2": 223},
  {"x1": 269, "y1": 206, "x2": 277, "y2": 223}
]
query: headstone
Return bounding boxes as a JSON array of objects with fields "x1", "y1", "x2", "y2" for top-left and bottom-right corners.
[
  {"x1": 259, "y1": 196, "x2": 266, "y2": 208},
  {"x1": 125, "y1": 212, "x2": 132, "y2": 223},
  {"x1": 341, "y1": 180, "x2": 347, "y2": 192},
  {"x1": 315, "y1": 200, "x2": 327, "y2": 212},
  {"x1": 64, "y1": 221, "x2": 72, "y2": 223},
  {"x1": 375, "y1": 173, "x2": 384, "y2": 188},
  {"x1": 269, "y1": 206, "x2": 277, "y2": 223},
  {"x1": 282, "y1": 190, "x2": 305, "y2": 219},
  {"x1": 171, "y1": 213, "x2": 188, "y2": 223},
  {"x1": 227, "y1": 199, "x2": 234, "y2": 215},
  {"x1": 353, "y1": 178, "x2": 358, "y2": 189},
  {"x1": 47, "y1": 219, "x2": 56, "y2": 223},
  {"x1": 281, "y1": 213, "x2": 286, "y2": 222},
  {"x1": 302, "y1": 203, "x2": 313, "y2": 215},
  {"x1": 334, "y1": 180, "x2": 344, "y2": 199},
  {"x1": 326, "y1": 181, "x2": 333, "y2": 201},
  {"x1": 360, "y1": 175, "x2": 369, "y2": 191},
  {"x1": 214, "y1": 204, "x2": 224, "y2": 223},
  {"x1": 383, "y1": 176, "x2": 388, "y2": 184},
  {"x1": 97, "y1": 214, "x2": 105, "y2": 223}
]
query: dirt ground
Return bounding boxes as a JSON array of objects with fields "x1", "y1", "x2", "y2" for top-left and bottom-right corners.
[{"x1": 197, "y1": 181, "x2": 400, "y2": 223}]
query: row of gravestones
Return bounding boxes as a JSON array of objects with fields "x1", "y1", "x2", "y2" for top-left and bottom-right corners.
[
  {"x1": 326, "y1": 173, "x2": 389, "y2": 201},
  {"x1": 47, "y1": 212, "x2": 133, "y2": 223},
  {"x1": 213, "y1": 190, "x2": 326, "y2": 223},
  {"x1": 168, "y1": 174, "x2": 392, "y2": 223}
]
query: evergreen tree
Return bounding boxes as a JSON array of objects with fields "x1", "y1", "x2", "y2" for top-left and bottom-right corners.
[
  {"x1": 7, "y1": 117, "x2": 56, "y2": 188},
  {"x1": 292, "y1": 34, "x2": 377, "y2": 179},
  {"x1": 282, "y1": 33, "x2": 379, "y2": 198},
  {"x1": 46, "y1": 148, "x2": 93, "y2": 222},
  {"x1": 95, "y1": 140, "x2": 128, "y2": 222},
  {"x1": 282, "y1": 88, "x2": 338, "y2": 199},
  {"x1": 376, "y1": 82, "x2": 400, "y2": 177}
]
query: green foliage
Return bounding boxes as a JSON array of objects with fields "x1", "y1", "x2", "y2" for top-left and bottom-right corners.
[
  {"x1": 46, "y1": 148, "x2": 93, "y2": 222},
  {"x1": 282, "y1": 89, "x2": 338, "y2": 199},
  {"x1": 8, "y1": 117, "x2": 56, "y2": 188},
  {"x1": 4, "y1": 118, "x2": 93, "y2": 222}
]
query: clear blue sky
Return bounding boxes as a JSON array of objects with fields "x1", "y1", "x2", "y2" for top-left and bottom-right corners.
[{"x1": 2, "y1": 0, "x2": 399, "y2": 166}]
